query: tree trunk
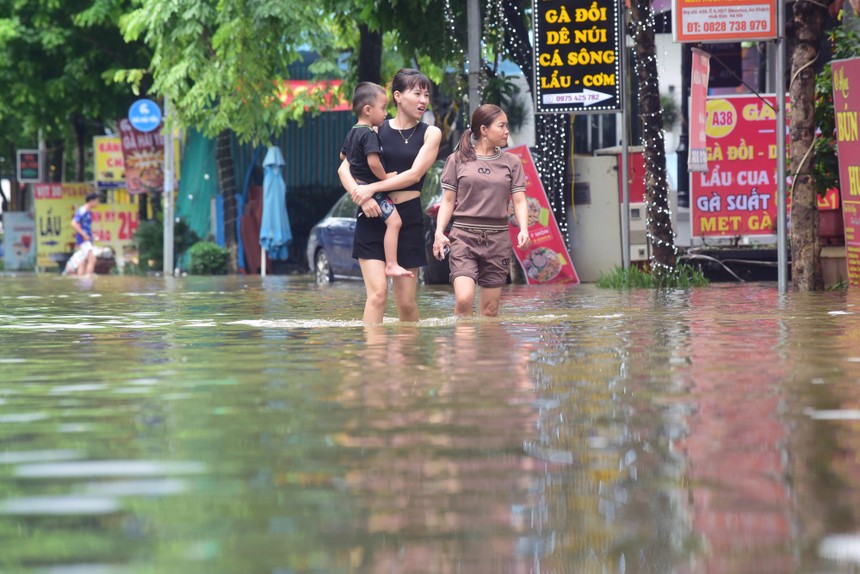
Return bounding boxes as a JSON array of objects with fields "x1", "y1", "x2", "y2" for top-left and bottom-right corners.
[
  {"x1": 630, "y1": 0, "x2": 676, "y2": 275},
  {"x1": 216, "y1": 129, "x2": 239, "y2": 274},
  {"x1": 788, "y1": 1, "x2": 829, "y2": 291},
  {"x1": 357, "y1": 25, "x2": 383, "y2": 84},
  {"x1": 72, "y1": 115, "x2": 87, "y2": 183}
]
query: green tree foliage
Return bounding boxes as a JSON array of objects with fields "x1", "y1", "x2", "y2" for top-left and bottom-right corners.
[
  {"x1": 119, "y1": 0, "x2": 336, "y2": 145},
  {"x1": 813, "y1": 22, "x2": 860, "y2": 197},
  {"x1": 0, "y1": 0, "x2": 149, "y2": 179}
]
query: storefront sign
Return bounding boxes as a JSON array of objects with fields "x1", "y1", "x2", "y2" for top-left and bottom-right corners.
[
  {"x1": 692, "y1": 95, "x2": 780, "y2": 237},
  {"x1": 94, "y1": 136, "x2": 126, "y2": 190},
  {"x1": 673, "y1": 0, "x2": 777, "y2": 43},
  {"x1": 533, "y1": 0, "x2": 622, "y2": 114},
  {"x1": 16, "y1": 150, "x2": 42, "y2": 183},
  {"x1": 507, "y1": 145, "x2": 579, "y2": 284},
  {"x1": 33, "y1": 183, "x2": 139, "y2": 270},
  {"x1": 34, "y1": 183, "x2": 90, "y2": 269},
  {"x1": 119, "y1": 118, "x2": 165, "y2": 195},
  {"x1": 831, "y1": 57, "x2": 860, "y2": 286}
]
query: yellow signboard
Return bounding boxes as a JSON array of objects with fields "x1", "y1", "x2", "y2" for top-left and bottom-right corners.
[
  {"x1": 94, "y1": 136, "x2": 126, "y2": 188},
  {"x1": 34, "y1": 183, "x2": 139, "y2": 271}
]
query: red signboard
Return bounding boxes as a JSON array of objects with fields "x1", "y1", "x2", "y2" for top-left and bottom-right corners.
[
  {"x1": 506, "y1": 145, "x2": 579, "y2": 284},
  {"x1": 831, "y1": 57, "x2": 860, "y2": 286},
  {"x1": 692, "y1": 95, "x2": 780, "y2": 237},
  {"x1": 673, "y1": 0, "x2": 777, "y2": 44},
  {"x1": 275, "y1": 80, "x2": 349, "y2": 112},
  {"x1": 119, "y1": 118, "x2": 165, "y2": 195}
]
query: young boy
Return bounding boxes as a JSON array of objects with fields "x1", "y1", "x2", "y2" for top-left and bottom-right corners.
[{"x1": 340, "y1": 82, "x2": 412, "y2": 278}]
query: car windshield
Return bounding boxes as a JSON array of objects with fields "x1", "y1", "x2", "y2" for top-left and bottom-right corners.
[{"x1": 331, "y1": 194, "x2": 356, "y2": 218}]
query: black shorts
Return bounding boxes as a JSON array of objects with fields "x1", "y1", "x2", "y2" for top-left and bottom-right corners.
[{"x1": 352, "y1": 197, "x2": 427, "y2": 268}]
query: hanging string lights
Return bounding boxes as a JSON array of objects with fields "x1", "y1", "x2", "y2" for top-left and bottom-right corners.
[
  {"x1": 631, "y1": 0, "x2": 678, "y2": 275},
  {"x1": 443, "y1": 0, "x2": 466, "y2": 103}
]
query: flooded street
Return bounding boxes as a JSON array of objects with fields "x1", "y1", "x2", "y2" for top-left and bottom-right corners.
[{"x1": 1, "y1": 274, "x2": 860, "y2": 573}]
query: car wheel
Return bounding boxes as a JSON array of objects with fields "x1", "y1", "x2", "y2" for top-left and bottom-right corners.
[{"x1": 314, "y1": 249, "x2": 333, "y2": 284}]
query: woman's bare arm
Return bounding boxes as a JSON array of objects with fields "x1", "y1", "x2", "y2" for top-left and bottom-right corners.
[
  {"x1": 338, "y1": 159, "x2": 381, "y2": 216},
  {"x1": 357, "y1": 126, "x2": 442, "y2": 196}
]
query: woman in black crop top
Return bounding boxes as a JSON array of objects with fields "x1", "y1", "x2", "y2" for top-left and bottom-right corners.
[{"x1": 338, "y1": 68, "x2": 442, "y2": 325}]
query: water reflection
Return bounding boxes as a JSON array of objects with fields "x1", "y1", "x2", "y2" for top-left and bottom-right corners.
[{"x1": 1, "y1": 276, "x2": 860, "y2": 572}]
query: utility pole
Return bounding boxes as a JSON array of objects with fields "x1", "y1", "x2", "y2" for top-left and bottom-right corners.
[
  {"x1": 467, "y1": 0, "x2": 481, "y2": 123},
  {"x1": 163, "y1": 96, "x2": 175, "y2": 276},
  {"x1": 776, "y1": 2, "x2": 787, "y2": 293}
]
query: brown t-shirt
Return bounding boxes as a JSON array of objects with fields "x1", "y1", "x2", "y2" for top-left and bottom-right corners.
[{"x1": 440, "y1": 149, "x2": 526, "y2": 221}]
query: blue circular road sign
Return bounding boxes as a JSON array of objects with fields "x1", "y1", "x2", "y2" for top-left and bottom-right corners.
[{"x1": 128, "y1": 99, "x2": 162, "y2": 132}]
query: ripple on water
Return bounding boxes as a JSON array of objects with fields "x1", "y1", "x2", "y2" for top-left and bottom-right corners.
[
  {"x1": 0, "y1": 450, "x2": 86, "y2": 464},
  {"x1": 0, "y1": 496, "x2": 119, "y2": 516},
  {"x1": 14, "y1": 460, "x2": 207, "y2": 478}
]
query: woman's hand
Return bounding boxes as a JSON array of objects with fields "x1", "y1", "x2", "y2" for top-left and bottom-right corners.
[
  {"x1": 360, "y1": 199, "x2": 382, "y2": 218},
  {"x1": 433, "y1": 232, "x2": 451, "y2": 260},
  {"x1": 350, "y1": 184, "x2": 374, "y2": 206},
  {"x1": 516, "y1": 229, "x2": 531, "y2": 250}
]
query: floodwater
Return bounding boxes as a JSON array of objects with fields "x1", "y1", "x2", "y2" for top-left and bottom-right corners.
[{"x1": 1, "y1": 275, "x2": 860, "y2": 574}]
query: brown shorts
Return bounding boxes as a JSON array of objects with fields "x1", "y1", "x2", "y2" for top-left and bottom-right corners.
[{"x1": 448, "y1": 226, "x2": 512, "y2": 288}]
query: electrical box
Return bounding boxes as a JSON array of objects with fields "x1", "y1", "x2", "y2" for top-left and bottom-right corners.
[
  {"x1": 568, "y1": 155, "x2": 622, "y2": 282},
  {"x1": 568, "y1": 149, "x2": 679, "y2": 280}
]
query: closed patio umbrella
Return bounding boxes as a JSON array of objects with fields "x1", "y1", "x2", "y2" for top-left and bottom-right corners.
[{"x1": 259, "y1": 146, "x2": 292, "y2": 275}]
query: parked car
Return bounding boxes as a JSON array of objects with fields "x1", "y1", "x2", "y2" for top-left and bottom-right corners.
[
  {"x1": 307, "y1": 161, "x2": 450, "y2": 284},
  {"x1": 306, "y1": 192, "x2": 361, "y2": 283}
]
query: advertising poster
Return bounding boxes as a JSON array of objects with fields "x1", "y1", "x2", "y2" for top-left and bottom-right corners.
[
  {"x1": 94, "y1": 135, "x2": 126, "y2": 190},
  {"x1": 33, "y1": 183, "x2": 139, "y2": 270},
  {"x1": 34, "y1": 183, "x2": 90, "y2": 269},
  {"x1": 506, "y1": 145, "x2": 579, "y2": 284},
  {"x1": 673, "y1": 0, "x2": 777, "y2": 43},
  {"x1": 533, "y1": 0, "x2": 621, "y2": 114},
  {"x1": 2, "y1": 212, "x2": 37, "y2": 270},
  {"x1": 16, "y1": 150, "x2": 41, "y2": 183},
  {"x1": 693, "y1": 94, "x2": 839, "y2": 239},
  {"x1": 689, "y1": 48, "x2": 711, "y2": 173},
  {"x1": 119, "y1": 118, "x2": 165, "y2": 195},
  {"x1": 691, "y1": 95, "x2": 780, "y2": 237},
  {"x1": 831, "y1": 57, "x2": 860, "y2": 286}
]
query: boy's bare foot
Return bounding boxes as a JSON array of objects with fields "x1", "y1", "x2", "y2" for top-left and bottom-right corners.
[{"x1": 385, "y1": 263, "x2": 414, "y2": 278}]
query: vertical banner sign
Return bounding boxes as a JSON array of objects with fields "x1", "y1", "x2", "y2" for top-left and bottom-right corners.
[
  {"x1": 673, "y1": 0, "x2": 777, "y2": 43},
  {"x1": 507, "y1": 145, "x2": 580, "y2": 284},
  {"x1": 533, "y1": 0, "x2": 622, "y2": 114},
  {"x1": 831, "y1": 57, "x2": 860, "y2": 286},
  {"x1": 94, "y1": 136, "x2": 126, "y2": 190},
  {"x1": 119, "y1": 118, "x2": 165, "y2": 195},
  {"x1": 689, "y1": 48, "x2": 711, "y2": 173},
  {"x1": 692, "y1": 95, "x2": 779, "y2": 237}
]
